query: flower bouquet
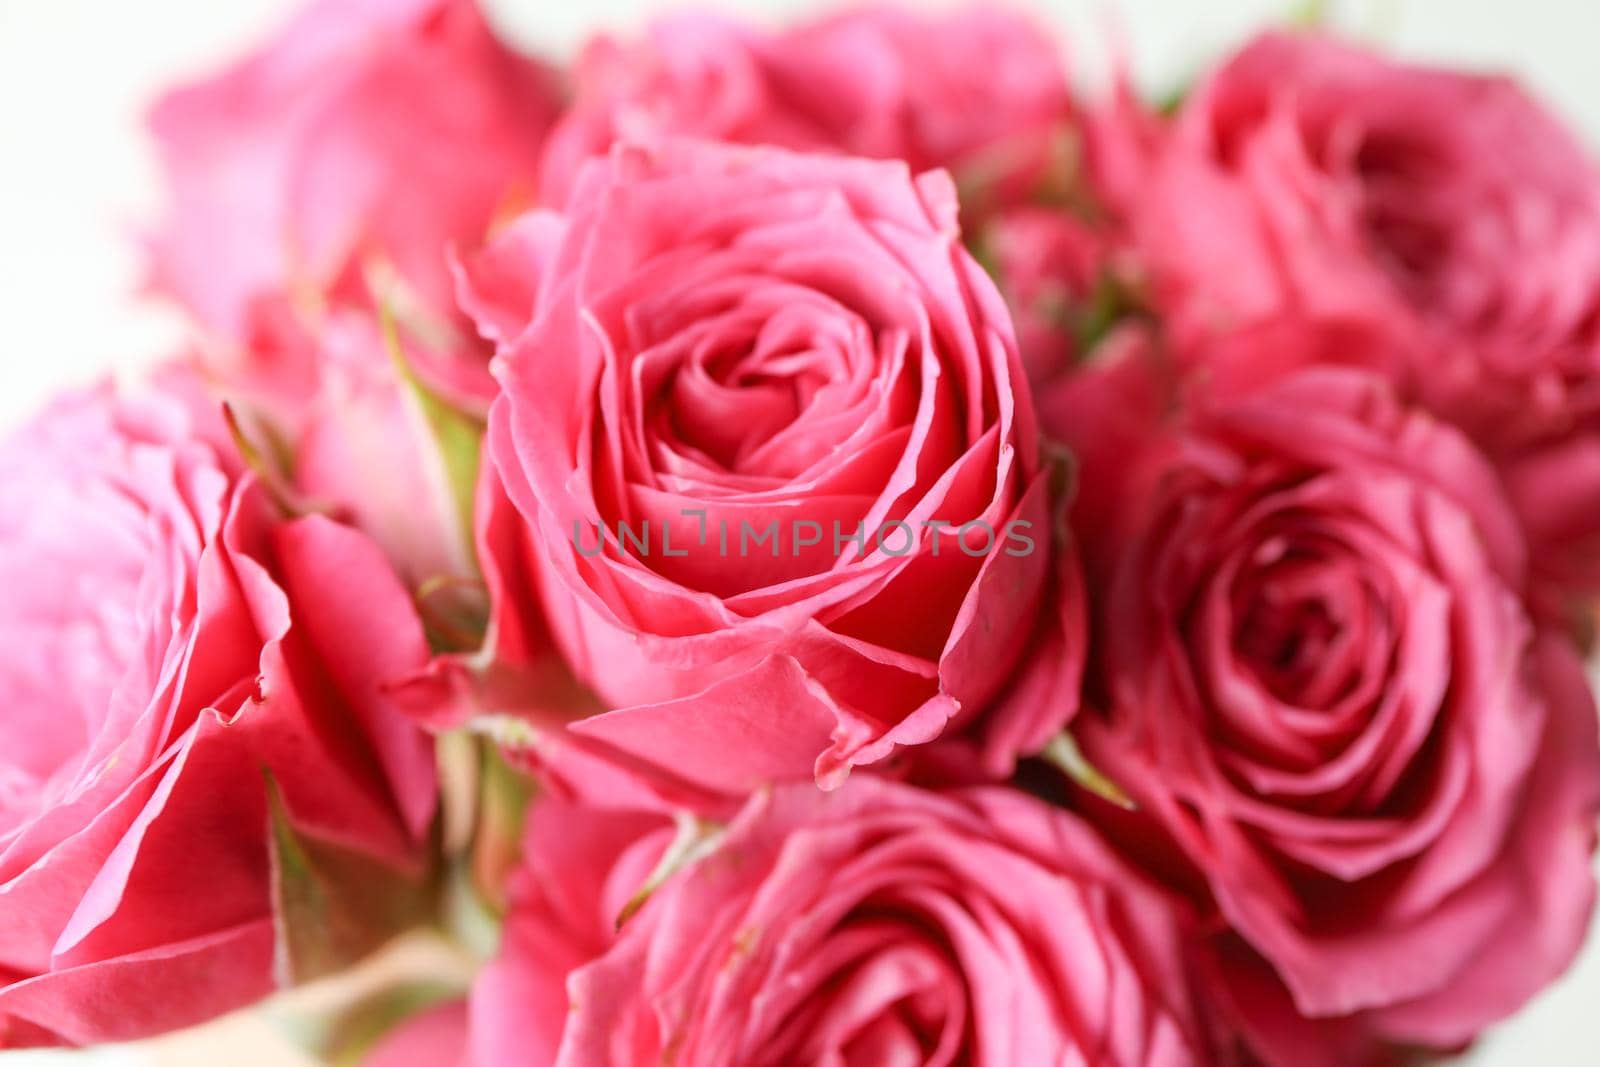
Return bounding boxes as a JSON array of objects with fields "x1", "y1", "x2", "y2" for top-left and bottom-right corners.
[{"x1": 2, "y1": 3, "x2": 1598, "y2": 1065}]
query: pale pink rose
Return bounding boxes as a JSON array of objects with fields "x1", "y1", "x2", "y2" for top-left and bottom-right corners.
[
  {"x1": 1058, "y1": 367, "x2": 1600, "y2": 1062},
  {"x1": 539, "y1": 5, "x2": 1073, "y2": 217},
  {"x1": 367, "y1": 778, "x2": 1220, "y2": 1067},
  {"x1": 1134, "y1": 31, "x2": 1600, "y2": 601},
  {"x1": 465, "y1": 140, "x2": 1084, "y2": 794},
  {"x1": 148, "y1": 0, "x2": 560, "y2": 344},
  {"x1": 0, "y1": 380, "x2": 435, "y2": 1047}
]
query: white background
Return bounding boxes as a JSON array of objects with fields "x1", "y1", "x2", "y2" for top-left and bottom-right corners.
[{"x1": 0, "y1": 1, "x2": 1597, "y2": 1063}]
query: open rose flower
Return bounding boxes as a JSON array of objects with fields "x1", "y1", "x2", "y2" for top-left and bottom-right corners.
[
  {"x1": 463, "y1": 140, "x2": 1083, "y2": 794},
  {"x1": 366, "y1": 777, "x2": 1219, "y2": 1066},
  {"x1": 0, "y1": 381, "x2": 436, "y2": 1047},
  {"x1": 1060, "y1": 368, "x2": 1600, "y2": 1062},
  {"x1": 539, "y1": 4, "x2": 1074, "y2": 218},
  {"x1": 1135, "y1": 30, "x2": 1600, "y2": 601}
]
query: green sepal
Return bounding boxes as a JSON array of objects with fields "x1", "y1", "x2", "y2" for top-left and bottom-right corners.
[
  {"x1": 223, "y1": 402, "x2": 325, "y2": 518},
  {"x1": 431, "y1": 729, "x2": 534, "y2": 954},
  {"x1": 264, "y1": 772, "x2": 442, "y2": 987},
  {"x1": 616, "y1": 811, "x2": 727, "y2": 929},
  {"x1": 1042, "y1": 732, "x2": 1137, "y2": 811},
  {"x1": 472, "y1": 740, "x2": 535, "y2": 915},
  {"x1": 378, "y1": 305, "x2": 484, "y2": 570}
]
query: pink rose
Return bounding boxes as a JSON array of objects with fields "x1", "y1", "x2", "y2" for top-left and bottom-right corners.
[
  {"x1": 465, "y1": 140, "x2": 1083, "y2": 793},
  {"x1": 369, "y1": 778, "x2": 1219, "y2": 1066},
  {"x1": 148, "y1": 0, "x2": 560, "y2": 345},
  {"x1": 0, "y1": 381, "x2": 435, "y2": 1047},
  {"x1": 1060, "y1": 368, "x2": 1600, "y2": 1061},
  {"x1": 146, "y1": 0, "x2": 560, "y2": 586},
  {"x1": 1134, "y1": 31, "x2": 1600, "y2": 601},
  {"x1": 539, "y1": 5, "x2": 1074, "y2": 217}
]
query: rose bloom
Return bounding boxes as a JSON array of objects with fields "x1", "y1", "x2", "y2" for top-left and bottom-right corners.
[
  {"x1": 538, "y1": 4, "x2": 1074, "y2": 216},
  {"x1": 1057, "y1": 366, "x2": 1600, "y2": 1063},
  {"x1": 459, "y1": 139, "x2": 1084, "y2": 794},
  {"x1": 367, "y1": 778, "x2": 1220, "y2": 1067},
  {"x1": 0, "y1": 381, "x2": 435, "y2": 1047},
  {"x1": 1133, "y1": 30, "x2": 1600, "y2": 601},
  {"x1": 148, "y1": 0, "x2": 560, "y2": 347},
  {"x1": 145, "y1": 0, "x2": 562, "y2": 586}
]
